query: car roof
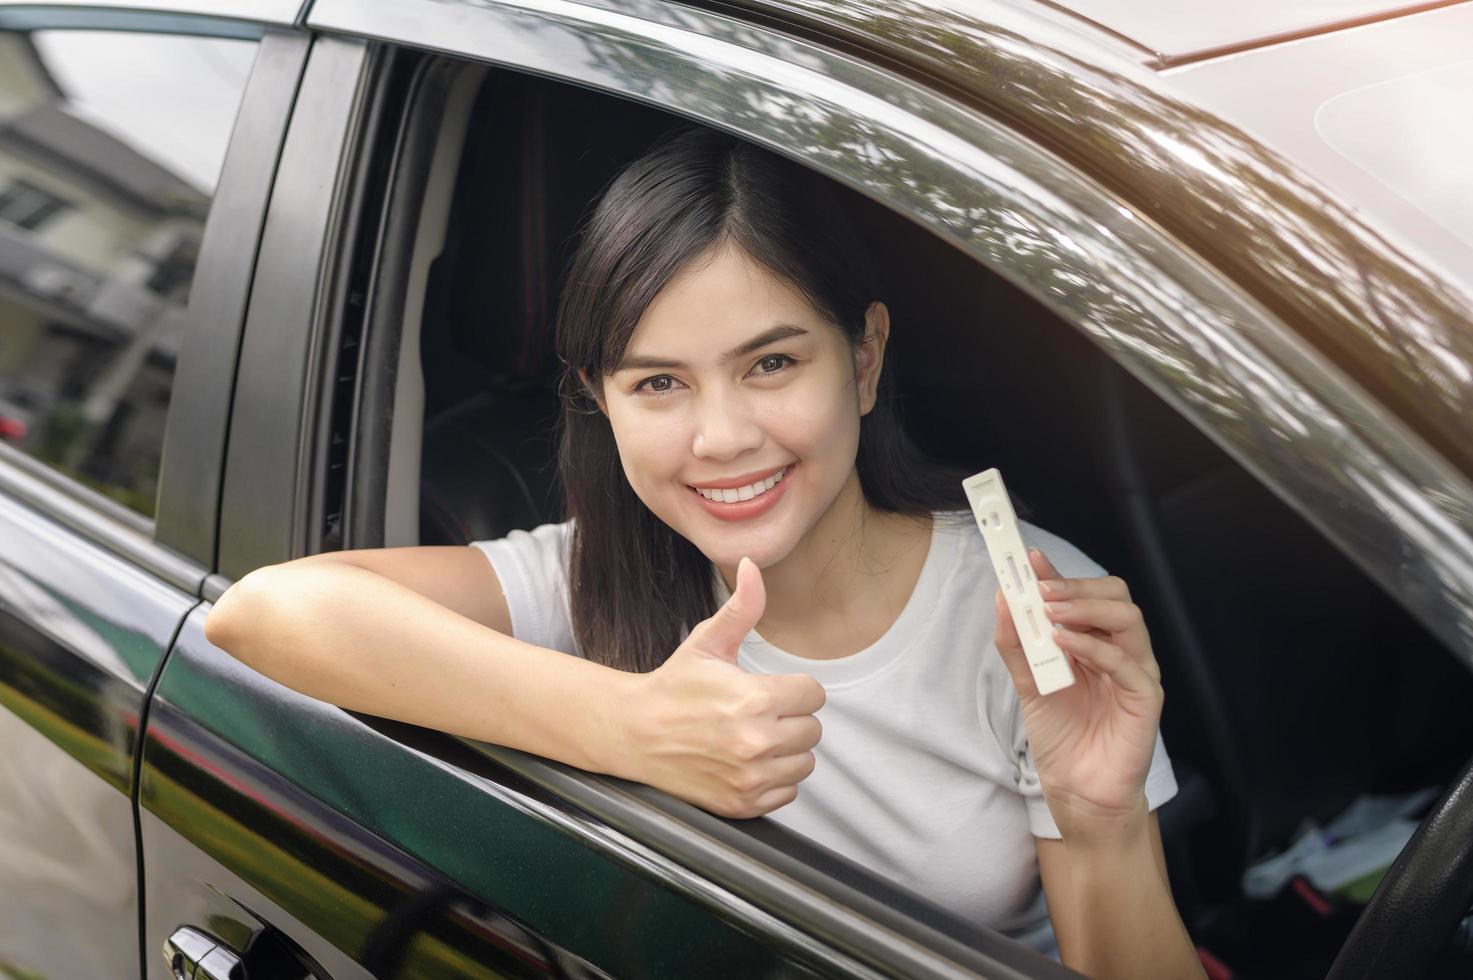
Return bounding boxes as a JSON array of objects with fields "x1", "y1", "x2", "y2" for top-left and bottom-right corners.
[
  {"x1": 1158, "y1": 3, "x2": 1473, "y2": 285},
  {"x1": 1025, "y1": 0, "x2": 1468, "y2": 64}
]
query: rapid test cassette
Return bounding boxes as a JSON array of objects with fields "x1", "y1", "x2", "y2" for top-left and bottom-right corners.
[{"x1": 962, "y1": 468, "x2": 1076, "y2": 695}]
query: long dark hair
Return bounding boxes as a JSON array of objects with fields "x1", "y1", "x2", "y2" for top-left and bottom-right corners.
[{"x1": 555, "y1": 125, "x2": 969, "y2": 672}]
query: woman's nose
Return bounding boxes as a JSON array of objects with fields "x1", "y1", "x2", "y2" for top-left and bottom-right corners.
[{"x1": 690, "y1": 389, "x2": 763, "y2": 461}]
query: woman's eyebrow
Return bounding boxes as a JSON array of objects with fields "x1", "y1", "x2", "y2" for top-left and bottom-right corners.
[{"x1": 615, "y1": 323, "x2": 809, "y2": 372}]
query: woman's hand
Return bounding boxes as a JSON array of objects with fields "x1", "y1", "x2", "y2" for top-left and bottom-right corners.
[
  {"x1": 993, "y1": 548, "x2": 1163, "y2": 840},
  {"x1": 617, "y1": 557, "x2": 826, "y2": 819}
]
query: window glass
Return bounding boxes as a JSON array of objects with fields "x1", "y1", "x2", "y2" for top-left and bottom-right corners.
[{"x1": 0, "y1": 29, "x2": 258, "y2": 517}]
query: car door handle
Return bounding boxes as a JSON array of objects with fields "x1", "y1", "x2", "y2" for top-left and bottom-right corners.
[{"x1": 164, "y1": 926, "x2": 243, "y2": 980}]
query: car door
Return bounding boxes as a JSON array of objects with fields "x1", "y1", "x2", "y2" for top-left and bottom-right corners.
[{"x1": 0, "y1": 3, "x2": 290, "y2": 979}]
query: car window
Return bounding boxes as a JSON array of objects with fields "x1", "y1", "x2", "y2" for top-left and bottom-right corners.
[{"x1": 0, "y1": 28, "x2": 258, "y2": 519}]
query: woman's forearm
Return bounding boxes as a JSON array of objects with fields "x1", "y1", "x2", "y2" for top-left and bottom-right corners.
[
  {"x1": 204, "y1": 562, "x2": 633, "y2": 773},
  {"x1": 1056, "y1": 800, "x2": 1205, "y2": 980}
]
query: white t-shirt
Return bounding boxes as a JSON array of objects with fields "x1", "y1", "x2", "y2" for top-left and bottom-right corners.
[{"x1": 471, "y1": 511, "x2": 1179, "y2": 956}]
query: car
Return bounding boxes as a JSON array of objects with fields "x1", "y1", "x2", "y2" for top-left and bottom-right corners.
[
  {"x1": 0, "y1": 397, "x2": 30, "y2": 442},
  {"x1": 2, "y1": 0, "x2": 1472, "y2": 977}
]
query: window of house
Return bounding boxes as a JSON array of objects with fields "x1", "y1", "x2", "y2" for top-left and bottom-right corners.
[
  {"x1": 0, "y1": 179, "x2": 70, "y2": 231},
  {"x1": 0, "y1": 28, "x2": 258, "y2": 518}
]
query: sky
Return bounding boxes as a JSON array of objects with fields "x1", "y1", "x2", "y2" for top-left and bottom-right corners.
[{"x1": 32, "y1": 30, "x2": 259, "y2": 194}]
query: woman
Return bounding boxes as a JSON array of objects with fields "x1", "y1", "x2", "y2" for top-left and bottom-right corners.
[{"x1": 206, "y1": 125, "x2": 1203, "y2": 978}]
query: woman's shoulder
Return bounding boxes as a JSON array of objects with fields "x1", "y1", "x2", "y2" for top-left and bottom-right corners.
[
  {"x1": 468, "y1": 519, "x2": 579, "y2": 655},
  {"x1": 468, "y1": 518, "x2": 576, "y2": 585},
  {"x1": 470, "y1": 518, "x2": 574, "y2": 552}
]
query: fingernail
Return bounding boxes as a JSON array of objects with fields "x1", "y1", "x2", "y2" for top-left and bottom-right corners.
[
  {"x1": 1039, "y1": 580, "x2": 1061, "y2": 595},
  {"x1": 1044, "y1": 600, "x2": 1070, "y2": 615}
]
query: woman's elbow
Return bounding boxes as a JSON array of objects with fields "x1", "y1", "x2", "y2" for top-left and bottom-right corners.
[{"x1": 204, "y1": 567, "x2": 278, "y2": 658}]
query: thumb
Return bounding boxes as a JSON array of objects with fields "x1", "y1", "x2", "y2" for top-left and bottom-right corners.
[
  {"x1": 994, "y1": 587, "x2": 1022, "y2": 652},
  {"x1": 697, "y1": 556, "x2": 766, "y2": 663},
  {"x1": 993, "y1": 588, "x2": 1038, "y2": 697}
]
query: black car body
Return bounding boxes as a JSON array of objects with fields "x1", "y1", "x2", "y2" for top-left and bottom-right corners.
[{"x1": 3, "y1": 0, "x2": 1472, "y2": 977}]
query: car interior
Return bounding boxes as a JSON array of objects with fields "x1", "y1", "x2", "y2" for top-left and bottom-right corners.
[{"x1": 365, "y1": 55, "x2": 1473, "y2": 977}]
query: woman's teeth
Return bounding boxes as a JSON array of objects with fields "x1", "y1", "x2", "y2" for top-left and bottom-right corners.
[{"x1": 693, "y1": 467, "x2": 788, "y2": 503}]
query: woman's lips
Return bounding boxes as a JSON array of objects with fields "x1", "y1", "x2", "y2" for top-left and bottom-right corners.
[{"x1": 687, "y1": 464, "x2": 793, "y2": 522}]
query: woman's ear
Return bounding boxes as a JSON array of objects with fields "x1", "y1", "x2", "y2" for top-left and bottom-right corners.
[
  {"x1": 855, "y1": 301, "x2": 890, "y2": 416},
  {"x1": 578, "y1": 368, "x2": 609, "y2": 416}
]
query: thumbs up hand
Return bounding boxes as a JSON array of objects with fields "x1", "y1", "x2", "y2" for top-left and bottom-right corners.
[{"x1": 618, "y1": 557, "x2": 826, "y2": 818}]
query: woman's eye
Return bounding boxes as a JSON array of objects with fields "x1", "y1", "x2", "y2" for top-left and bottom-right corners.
[
  {"x1": 754, "y1": 354, "x2": 794, "y2": 375},
  {"x1": 633, "y1": 374, "x2": 679, "y2": 395}
]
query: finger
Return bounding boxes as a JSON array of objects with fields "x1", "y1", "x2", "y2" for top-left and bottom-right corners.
[
  {"x1": 1043, "y1": 599, "x2": 1160, "y2": 681},
  {"x1": 1028, "y1": 546, "x2": 1063, "y2": 583},
  {"x1": 751, "y1": 783, "x2": 799, "y2": 815},
  {"x1": 694, "y1": 556, "x2": 766, "y2": 661},
  {"x1": 754, "y1": 750, "x2": 817, "y2": 792},
  {"x1": 768, "y1": 714, "x2": 822, "y2": 756},
  {"x1": 993, "y1": 589, "x2": 1039, "y2": 698},
  {"x1": 993, "y1": 586, "x2": 1022, "y2": 650},
  {"x1": 1033, "y1": 564, "x2": 1132, "y2": 605},
  {"x1": 1041, "y1": 597, "x2": 1146, "y2": 635},
  {"x1": 1052, "y1": 627, "x2": 1158, "y2": 702},
  {"x1": 768, "y1": 673, "x2": 826, "y2": 716}
]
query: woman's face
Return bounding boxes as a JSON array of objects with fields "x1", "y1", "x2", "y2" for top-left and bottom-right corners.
[{"x1": 590, "y1": 242, "x2": 887, "y2": 572}]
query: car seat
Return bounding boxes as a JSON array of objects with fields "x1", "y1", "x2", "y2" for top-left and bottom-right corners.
[{"x1": 417, "y1": 71, "x2": 676, "y2": 545}]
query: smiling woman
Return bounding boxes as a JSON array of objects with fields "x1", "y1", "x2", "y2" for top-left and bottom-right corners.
[
  {"x1": 582, "y1": 240, "x2": 892, "y2": 576},
  {"x1": 555, "y1": 128, "x2": 973, "y2": 673}
]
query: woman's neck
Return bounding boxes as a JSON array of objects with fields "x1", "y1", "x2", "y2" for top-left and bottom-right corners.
[{"x1": 721, "y1": 470, "x2": 933, "y2": 659}]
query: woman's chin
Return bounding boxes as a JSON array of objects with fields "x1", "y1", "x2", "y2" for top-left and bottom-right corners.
[{"x1": 690, "y1": 529, "x2": 794, "y2": 575}]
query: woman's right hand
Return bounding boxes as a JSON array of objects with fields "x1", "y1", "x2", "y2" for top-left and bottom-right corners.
[{"x1": 616, "y1": 557, "x2": 826, "y2": 818}]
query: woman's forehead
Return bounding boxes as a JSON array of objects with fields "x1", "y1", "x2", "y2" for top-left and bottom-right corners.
[{"x1": 627, "y1": 245, "x2": 826, "y2": 356}]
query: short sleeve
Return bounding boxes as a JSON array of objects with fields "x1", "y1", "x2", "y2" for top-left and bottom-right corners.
[
  {"x1": 469, "y1": 520, "x2": 580, "y2": 657},
  {"x1": 1007, "y1": 521, "x2": 1181, "y2": 839}
]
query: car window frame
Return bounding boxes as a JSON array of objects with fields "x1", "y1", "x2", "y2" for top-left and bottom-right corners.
[
  {"x1": 212, "y1": 34, "x2": 419, "y2": 588},
  {"x1": 0, "y1": 0, "x2": 300, "y2": 28},
  {"x1": 154, "y1": 26, "x2": 313, "y2": 575},
  {"x1": 0, "y1": 9, "x2": 305, "y2": 594}
]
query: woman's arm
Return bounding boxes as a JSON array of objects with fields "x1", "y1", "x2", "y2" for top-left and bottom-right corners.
[
  {"x1": 204, "y1": 552, "x2": 824, "y2": 817},
  {"x1": 992, "y1": 547, "x2": 1204, "y2": 978},
  {"x1": 205, "y1": 555, "x2": 632, "y2": 771},
  {"x1": 1037, "y1": 808, "x2": 1205, "y2": 979}
]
